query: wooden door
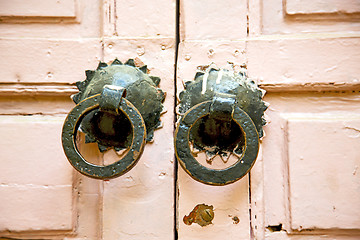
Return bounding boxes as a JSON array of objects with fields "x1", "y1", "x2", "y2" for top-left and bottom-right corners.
[
  {"x1": 176, "y1": 0, "x2": 360, "y2": 239},
  {"x1": 0, "y1": 0, "x2": 175, "y2": 239},
  {"x1": 249, "y1": 1, "x2": 360, "y2": 239},
  {"x1": 1, "y1": 0, "x2": 359, "y2": 239}
]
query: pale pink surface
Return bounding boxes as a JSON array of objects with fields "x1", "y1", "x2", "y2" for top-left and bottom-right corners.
[{"x1": 0, "y1": 0, "x2": 359, "y2": 239}]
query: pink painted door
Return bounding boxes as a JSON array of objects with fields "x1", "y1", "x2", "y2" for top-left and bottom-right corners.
[
  {"x1": 0, "y1": 0, "x2": 175, "y2": 239},
  {"x1": 1, "y1": 0, "x2": 359, "y2": 239}
]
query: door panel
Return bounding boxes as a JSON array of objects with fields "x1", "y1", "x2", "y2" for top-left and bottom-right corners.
[
  {"x1": 257, "y1": 93, "x2": 360, "y2": 237},
  {"x1": 103, "y1": 0, "x2": 175, "y2": 38},
  {"x1": 248, "y1": 0, "x2": 360, "y2": 239},
  {"x1": 0, "y1": 38, "x2": 101, "y2": 84},
  {"x1": 288, "y1": 117, "x2": 360, "y2": 230},
  {"x1": 176, "y1": 41, "x2": 251, "y2": 240},
  {"x1": 100, "y1": 1, "x2": 176, "y2": 239},
  {"x1": 0, "y1": 0, "x2": 101, "y2": 239},
  {"x1": 285, "y1": 0, "x2": 360, "y2": 16},
  {"x1": 0, "y1": 0, "x2": 78, "y2": 19},
  {"x1": 179, "y1": 0, "x2": 248, "y2": 40},
  {"x1": 247, "y1": 38, "x2": 360, "y2": 91},
  {"x1": 0, "y1": 116, "x2": 74, "y2": 232},
  {"x1": 101, "y1": 40, "x2": 176, "y2": 239},
  {"x1": 262, "y1": 0, "x2": 360, "y2": 34},
  {"x1": 177, "y1": 1, "x2": 251, "y2": 239}
]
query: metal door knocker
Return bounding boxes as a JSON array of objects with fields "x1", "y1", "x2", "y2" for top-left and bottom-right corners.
[
  {"x1": 175, "y1": 65, "x2": 267, "y2": 185},
  {"x1": 62, "y1": 59, "x2": 165, "y2": 179}
]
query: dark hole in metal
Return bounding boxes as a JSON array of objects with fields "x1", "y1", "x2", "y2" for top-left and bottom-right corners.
[
  {"x1": 190, "y1": 115, "x2": 245, "y2": 155},
  {"x1": 81, "y1": 109, "x2": 133, "y2": 150}
]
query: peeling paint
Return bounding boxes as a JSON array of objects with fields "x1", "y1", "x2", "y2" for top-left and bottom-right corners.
[{"x1": 183, "y1": 204, "x2": 214, "y2": 227}]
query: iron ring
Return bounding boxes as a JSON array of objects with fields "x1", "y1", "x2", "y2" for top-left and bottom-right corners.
[
  {"x1": 175, "y1": 101, "x2": 259, "y2": 185},
  {"x1": 62, "y1": 94, "x2": 146, "y2": 180}
]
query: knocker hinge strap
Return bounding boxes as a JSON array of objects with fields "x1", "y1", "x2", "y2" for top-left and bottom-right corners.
[
  {"x1": 100, "y1": 85, "x2": 127, "y2": 115},
  {"x1": 209, "y1": 93, "x2": 236, "y2": 121}
]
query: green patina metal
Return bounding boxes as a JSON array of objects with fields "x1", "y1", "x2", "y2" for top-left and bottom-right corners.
[
  {"x1": 62, "y1": 94, "x2": 146, "y2": 179},
  {"x1": 62, "y1": 59, "x2": 165, "y2": 179},
  {"x1": 175, "y1": 66, "x2": 267, "y2": 185},
  {"x1": 72, "y1": 59, "x2": 165, "y2": 152}
]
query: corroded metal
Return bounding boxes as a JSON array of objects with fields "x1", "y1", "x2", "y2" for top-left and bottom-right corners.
[
  {"x1": 183, "y1": 204, "x2": 214, "y2": 227},
  {"x1": 62, "y1": 59, "x2": 164, "y2": 179},
  {"x1": 62, "y1": 94, "x2": 146, "y2": 179},
  {"x1": 72, "y1": 59, "x2": 165, "y2": 152},
  {"x1": 175, "y1": 100, "x2": 259, "y2": 185},
  {"x1": 99, "y1": 85, "x2": 127, "y2": 114},
  {"x1": 175, "y1": 66, "x2": 267, "y2": 185}
]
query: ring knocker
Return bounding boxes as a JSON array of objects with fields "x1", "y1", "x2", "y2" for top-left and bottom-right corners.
[
  {"x1": 175, "y1": 66, "x2": 267, "y2": 185},
  {"x1": 62, "y1": 59, "x2": 165, "y2": 179},
  {"x1": 62, "y1": 86, "x2": 146, "y2": 179}
]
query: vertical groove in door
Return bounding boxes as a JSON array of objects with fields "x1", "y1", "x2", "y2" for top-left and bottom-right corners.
[
  {"x1": 246, "y1": 1, "x2": 254, "y2": 239},
  {"x1": 99, "y1": 180, "x2": 104, "y2": 240},
  {"x1": 99, "y1": 13, "x2": 106, "y2": 236},
  {"x1": 249, "y1": 173, "x2": 254, "y2": 239},
  {"x1": 173, "y1": 0, "x2": 180, "y2": 239}
]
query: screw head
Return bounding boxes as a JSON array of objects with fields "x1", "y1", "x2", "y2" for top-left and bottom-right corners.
[{"x1": 200, "y1": 208, "x2": 214, "y2": 222}]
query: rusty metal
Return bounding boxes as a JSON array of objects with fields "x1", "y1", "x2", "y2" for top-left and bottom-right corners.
[
  {"x1": 72, "y1": 59, "x2": 165, "y2": 152},
  {"x1": 183, "y1": 204, "x2": 214, "y2": 227},
  {"x1": 62, "y1": 94, "x2": 146, "y2": 179},
  {"x1": 62, "y1": 59, "x2": 165, "y2": 179},
  {"x1": 175, "y1": 100, "x2": 259, "y2": 185},
  {"x1": 175, "y1": 66, "x2": 267, "y2": 185},
  {"x1": 232, "y1": 216, "x2": 240, "y2": 224}
]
